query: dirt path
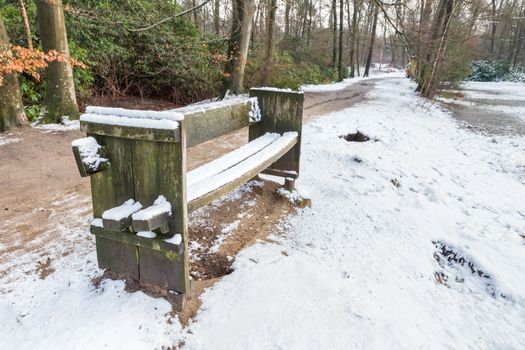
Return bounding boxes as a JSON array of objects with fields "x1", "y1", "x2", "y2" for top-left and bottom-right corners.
[{"x1": 0, "y1": 79, "x2": 376, "y2": 320}]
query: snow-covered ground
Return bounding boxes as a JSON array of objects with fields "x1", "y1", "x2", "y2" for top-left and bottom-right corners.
[
  {"x1": 0, "y1": 134, "x2": 21, "y2": 146},
  {"x1": 462, "y1": 81, "x2": 525, "y2": 101},
  {"x1": 301, "y1": 67, "x2": 404, "y2": 92},
  {"x1": 1, "y1": 76, "x2": 525, "y2": 349},
  {"x1": 31, "y1": 117, "x2": 80, "y2": 132}
]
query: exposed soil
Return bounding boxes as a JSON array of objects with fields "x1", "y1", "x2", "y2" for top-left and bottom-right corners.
[
  {"x1": 0, "y1": 79, "x2": 376, "y2": 324},
  {"x1": 340, "y1": 130, "x2": 371, "y2": 142},
  {"x1": 432, "y1": 240, "x2": 503, "y2": 298}
]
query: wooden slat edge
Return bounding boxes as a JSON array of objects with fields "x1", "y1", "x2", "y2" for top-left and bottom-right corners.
[
  {"x1": 90, "y1": 226, "x2": 184, "y2": 254},
  {"x1": 81, "y1": 121, "x2": 181, "y2": 143}
]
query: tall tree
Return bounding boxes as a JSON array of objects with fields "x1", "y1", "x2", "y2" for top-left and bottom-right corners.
[
  {"x1": 18, "y1": 0, "x2": 33, "y2": 50},
  {"x1": 214, "y1": 0, "x2": 220, "y2": 35},
  {"x1": 364, "y1": 4, "x2": 379, "y2": 77},
  {"x1": 221, "y1": 0, "x2": 256, "y2": 96},
  {"x1": 262, "y1": 0, "x2": 277, "y2": 85},
  {"x1": 284, "y1": 0, "x2": 291, "y2": 35},
  {"x1": 337, "y1": 0, "x2": 344, "y2": 81},
  {"x1": 332, "y1": 0, "x2": 338, "y2": 68},
  {"x1": 0, "y1": 16, "x2": 27, "y2": 132},
  {"x1": 36, "y1": 0, "x2": 79, "y2": 123},
  {"x1": 349, "y1": 0, "x2": 359, "y2": 77}
]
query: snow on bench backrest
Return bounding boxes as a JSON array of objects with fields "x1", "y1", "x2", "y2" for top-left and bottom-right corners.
[
  {"x1": 171, "y1": 95, "x2": 261, "y2": 148},
  {"x1": 80, "y1": 106, "x2": 184, "y2": 143}
]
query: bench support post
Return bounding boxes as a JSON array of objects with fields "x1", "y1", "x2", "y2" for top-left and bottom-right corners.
[
  {"x1": 87, "y1": 123, "x2": 189, "y2": 301},
  {"x1": 249, "y1": 89, "x2": 304, "y2": 176}
]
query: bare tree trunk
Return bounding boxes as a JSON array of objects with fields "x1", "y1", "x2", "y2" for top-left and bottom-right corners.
[
  {"x1": 192, "y1": 0, "x2": 199, "y2": 29},
  {"x1": 36, "y1": 0, "x2": 79, "y2": 123},
  {"x1": 332, "y1": 0, "x2": 338, "y2": 69},
  {"x1": 355, "y1": 1, "x2": 361, "y2": 77},
  {"x1": 221, "y1": 0, "x2": 256, "y2": 97},
  {"x1": 262, "y1": 0, "x2": 277, "y2": 86},
  {"x1": 513, "y1": 8, "x2": 524, "y2": 66},
  {"x1": 338, "y1": 0, "x2": 344, "y2": 81},
  {"x1": 306, "y1": 0, "x2": 313, "y2": 47},
  {"x1": 285, "y1": 0, "x2": 291, "y2": 35},
  {"x1": 421, "y1": 0, "x2": 456, "y2": 97},
  {"x1": 0, "y1": 16, "x2": 27, "y2": 132},
  {"x1": 214, "y1": 0, "x2": 221, "y2": 35},
  {"x1": 349, "y1": 0, "x2": 359, "y2": 77},
  {"x1": 364, "y1": 4, "x2": 379, "y2": 77},
  {"x1": 18, "y1": 0, "x2": 33, "y2": 50},
  {"x1": 490, "y1": 0, "x2": 497, "y2": 58}
]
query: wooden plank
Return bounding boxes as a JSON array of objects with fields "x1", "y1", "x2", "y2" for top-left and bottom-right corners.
[
  {"x1": 249, "y1": 89, "x2": 304, "y2": 175},
  {"x1": 89, "y1": 135, "x2": 135, "y2": 220},
  {"x1": 188, "y1": 132, "x2": 298, "y2": 212},
  {"x1": 183, "y1": 99, "x2": 252, "y2": 148},
  {"x1": 81, "y1": 120, "x2": 180, "y2": 143},
  {"x1": 187, "y1": 132, "x2": 280, "y2": 186},
  {"x1": 139, "y1": 248, "x2": 186, "y2": 292},
  {"x1": 95, "y1": 236, "x2": 111, "y2": 269},
  {"x1": 71, "y1": 143, "x2": 108, "y2": 177},
  {"x1": 131, "y1": 123, "x2": 190, "y2": 292},
  {"x1": 132, "y1": 211, "x2": 171, "y2": 232},
  {"x1": 106, "y1": 242, "x2": 140, "y2": 279},
  {"x1": 101, "y1": 199, "x2": 143, "y2": 231},
  {"x1": 91, "y1": 226, "x2": 184, "y2": 254},
  {"x1": 102, "y1": 217, "x2": 132, "y2": 232},
  {"x1": 87, "y1": 134, "x2": 138, "y2": 278},
  {"x1": 260, "y1": 168, "x2": 299, "y2": 179}
]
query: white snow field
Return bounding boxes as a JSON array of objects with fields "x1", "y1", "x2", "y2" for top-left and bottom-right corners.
[{"x1": 1, "y1": 75, "x2": 525, "y2": 349}]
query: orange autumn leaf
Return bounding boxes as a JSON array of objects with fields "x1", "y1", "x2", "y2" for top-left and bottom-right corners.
[{"x1": 0, "y1": 45, "x2": 87, "y2": 86}]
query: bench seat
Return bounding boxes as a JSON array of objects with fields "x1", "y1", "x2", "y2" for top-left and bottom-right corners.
[{"x1": 187, "y1": 132, "x2": 298, "y2": 211}]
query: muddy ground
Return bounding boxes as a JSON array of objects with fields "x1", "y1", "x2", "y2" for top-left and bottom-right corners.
[{"x1": 0, "y1": 79, "x2": 375, "y2": 322}]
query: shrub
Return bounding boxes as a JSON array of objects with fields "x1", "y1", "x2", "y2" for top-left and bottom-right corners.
[{"x1": 469, "y1": 61, "x2": 511, "y2": 82}]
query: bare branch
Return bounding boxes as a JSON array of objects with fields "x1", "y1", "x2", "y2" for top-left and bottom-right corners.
[{"x1": 124, "y1": 0, "x2": 212, "y2": 33}]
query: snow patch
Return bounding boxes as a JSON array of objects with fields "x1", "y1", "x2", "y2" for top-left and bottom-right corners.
[
  {"x1": 71, "y1": 137, "x2": 107, "y2": 171},
  {"x1": 131, "y1": 195, "x2": 171, "y2": 221},
  {"x1": 137, "y1": 231, "x2": 157, "y2": 239},
  {"x1": 102, "y1": 199, "x2": 143, "y2": 221},
  {"x1": 165, "y1": 234, "x2": 182, "y2": 245},
  {"x1": 31, "y1": 116, "x2": 80, "y2": 132}
]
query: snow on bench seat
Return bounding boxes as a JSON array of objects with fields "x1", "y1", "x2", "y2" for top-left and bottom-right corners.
[
  {"x1": 187, "y1": 132, "x2": 280, "y2": 186},
  {"x1": 187, "y1": 132, "x2": 298, "y2": 211}
]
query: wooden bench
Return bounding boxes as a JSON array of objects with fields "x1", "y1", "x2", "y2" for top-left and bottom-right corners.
[{"x1": 72, "y1": 88, "x2": 304, "y2": 308}]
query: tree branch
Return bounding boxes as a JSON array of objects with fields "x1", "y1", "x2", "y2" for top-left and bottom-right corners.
[{"x1": 124, "y1": 0, "x2": 212, "y2": 32}]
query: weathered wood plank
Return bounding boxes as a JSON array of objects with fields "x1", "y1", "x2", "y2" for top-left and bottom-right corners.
[
  {"x1": 139, "y1": 248, "x2": 186, "y2": 292},
  {"x1": 260, "y1": 168, "x2": 299, "y2": 179},
  {"x1": 106, "y1": 242, "x2": 140, "y2": 279},
  {"x1": 71, "y1": 142, "x2": 108, "y2": 177},
  {"x1": 81, "y1": 120, "x2": 180, "y2": 143},
  {"x1": 101, "y1": 199, "x2": 143, "y2": 232},
  {"x1": 88, "y1": 135, "x2": 135, "y2": 219},
  {"x1": 132, "y1": 211, "x2": 171, "y2": 232},
  {"x1": 102, "y1": 217, "x2": 132, "y2": 232},
  {"x1": 95, "y1": 236, "x2": 111, "y2": 269},
  {"x1": 188, "y1": 133, "x2": 298, "y2": 212},
  {"x1": 131, "y1": 123, "x2": 190, "y2": 292},
  {"x1": 183, "y1": 99, "x2": 252, "y2": 148},
  {"x1": 249, "y1": 89, "x2": 304, "y2": 175},
  {"x1": 91, "y1": 226, "x2": 184, "y2": 254}
]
